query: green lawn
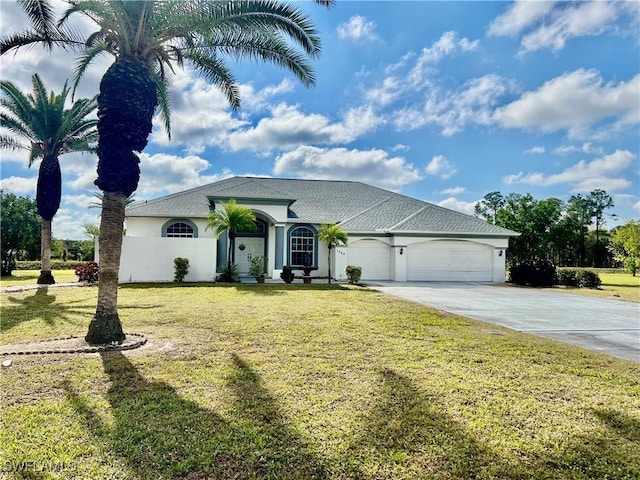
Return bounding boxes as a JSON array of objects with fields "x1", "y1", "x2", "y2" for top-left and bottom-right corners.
[
  {"x1": 0, "y1": 269, "x2": 79, "y2": 287},
  {"x1": 1, "y1": 283, "x2": 638, "y2": 479},
  {"x1": 550, "y1": 271, "x2": 639, "y2": 303}
]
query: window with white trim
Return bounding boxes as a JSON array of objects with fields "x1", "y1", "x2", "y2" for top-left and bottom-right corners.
[{"x1": 289, "y1": 226, "x2": 315, "y2": 266}]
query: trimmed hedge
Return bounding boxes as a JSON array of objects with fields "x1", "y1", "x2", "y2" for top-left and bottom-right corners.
[
  {"x1": 16, "y1": 260, "x2": 86, "y2": 270},
  {"x1": 556, "y1": 268, "x2": 601, "y2": 289}
]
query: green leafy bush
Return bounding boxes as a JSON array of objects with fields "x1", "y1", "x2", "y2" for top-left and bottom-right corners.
[
  {"x1": 555, "y1": 268, "x2": 601, "y2": 289},
  {"x1": 509, "y1": 259, "x2": 556, "y2": 286},
  {"x1": 174, "y1": 257, "x2": 190, "y2": 282},
  {"x1": 249, "y1": 256, "x2": 266, "y2": 279},
  {"x1": 216, "y1": 262, "x2": 239, "y2": 283},
  {"x1": 345, "y1": 265, "x2": 362, "y2": 284},
  {"x1": 555, "y1": 269, "x2": 578, "y2": 287},
  {"x1": 280, "y1": 266, "x2": 295, "y2": 284},
  {"x1": 576, "y1": 269, "x2": 601, "y2": 289},
  {"x1": 74, "y1": 261, "x2": 99, "y2": 283}
]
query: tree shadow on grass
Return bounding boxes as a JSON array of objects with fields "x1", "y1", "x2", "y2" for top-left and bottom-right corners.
[
  {"x1": 341, "y1": 368, "x2": 501, "y2": 479},
  {"x1": 530, "y1": 408, "x2": 640, "y2": 479},
  {"x1": 0, "y1": 287, "x2": 93, "y2": 331},
  {"x1": 65, "y1": 351, "x2": 328, "y2": 479},
  {"x1": 593, "y1": 408, "x2": 640, "y2": 442}
]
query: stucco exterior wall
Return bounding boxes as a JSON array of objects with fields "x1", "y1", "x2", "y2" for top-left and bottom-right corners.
[
  {"x1": 126, "y1": 216, "x2": 214, "y2": 238},
  {"x1": 118, "y1": 237, "x2": 216, "y2": 283}
]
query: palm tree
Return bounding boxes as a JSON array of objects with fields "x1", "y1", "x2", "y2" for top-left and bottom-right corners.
[
  {"x1": 206, "y1": 198, "x2": 256, "y2": 265},
  {"x1": 2, "y1": 0, "x2": 332, "y2": 344},
  {"x1": 316, "y1": 223, "x2": 348, "y2": 284},
  {"x1": 0, "y1": 73, "x2": 97, "y2": 285}
]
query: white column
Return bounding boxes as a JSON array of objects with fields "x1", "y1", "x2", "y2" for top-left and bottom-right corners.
[
  {"x1": 493, "y1": 247, "x2": 506, "y2": 282},
  {"x1": 391, "y1": 244, "x2": 407, "y2": 281},
  {"x1": 334, "y1": 245, "x2": 348, "y2": 281}
]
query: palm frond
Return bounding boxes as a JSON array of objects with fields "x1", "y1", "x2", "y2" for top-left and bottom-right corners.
[
  {"x1": 184, "y1": 50, "x2": 241, "y2": 109},
  {"x1": 200, "y1": 1, "x2": 322, "y2": 58},
  {"x1": 72, "y1": 43, "x2": 111, "y2": 97},
  {"x1": 0, "y1": 135, "x2": 28, "y2": 151},
  {"x1": 16, "y1": 0, "x2": 58, "y2": 48},
  {"x1": 153, "y1": 71, "x2": 172, "y2": 138}
]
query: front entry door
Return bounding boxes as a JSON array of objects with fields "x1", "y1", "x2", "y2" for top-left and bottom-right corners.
[{"x1": 235, "y1": 237, "x2": 265, "y2": 274}]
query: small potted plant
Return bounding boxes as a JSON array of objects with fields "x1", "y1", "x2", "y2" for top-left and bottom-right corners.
[
  {"x1": 280, "y1": 266, "x2": 295, "y2": 284},
  {"x1": 249, "y1": 255, "x2": 267, "y2": 283}
]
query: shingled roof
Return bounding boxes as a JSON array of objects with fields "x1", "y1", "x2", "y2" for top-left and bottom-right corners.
[{"x1": 126, "y1": 176, "x2": 518, "y2": 236}]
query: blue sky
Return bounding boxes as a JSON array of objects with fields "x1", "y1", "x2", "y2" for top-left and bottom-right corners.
[{"x1": 1, "y1": 0, "x2": 639, "y2": 239}]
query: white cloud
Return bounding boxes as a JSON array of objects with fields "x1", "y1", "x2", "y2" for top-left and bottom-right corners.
[
  {"x1": 488, "y1": 0, "x2": 557, "y2": 37},
  {"x1": 136, "y1": 153, "x2": 214, "y2": 196},
  {"x1": 62, "y1": 193, "x2": 96, "y2": 209},
  {"x1": 435, "y1": 197, "x2": 477, "y2": 216},
  {"x1": 416, "y1": 31, "x2": 478, "y2": 65},
  {"x1": 554, "y1": 142, "x2": 603, "y2": 156},
  {"x1": 337, "y1": 16, "x2": 378, "y2": 42},
  {"x1": 237, "y1": 79, "x2": 295, "y2": 113},
  {"x1": 392, "y1": 144, "x2": 410, "y2": 152},
  {"x1": 0, "y1": 1, "x2": 110, "y2": 99},
  {"x1": 0, "y1": 149, "x2": 29, "y2": 164},
  {"x1": 521, "y1": 1, "x2": 627, "y2": 53},
  {"x1": 488, "y1": 1, "x2": 638, "y2": 54},
  {"x1": 149, "y1": 70, "x2": 298, "y2": 153},
  {"x1": 407, "y1": 31, "x2": 479, "y2": 89},
  {"x1": 395, "y1": 74, "x2": 510, "y2": 135},
  {"x1": 365, "y1": 31, "x2": 480, "y2": 110},
  {"x1": 365, "y1": 76, "x2": 403, "y2": 107},
  {"x1": 524, "y1": 146, "x2": 546, "y2": 154},
  {"x1": 425, "y1": 155, "x2": 457, "y2": 179},
  {"x1": 273, "y1": 146, "x2": 421, "y2": 190},
  {"x1": 503, "y1": 149, "x2": 635, "y2": 193},
  {"x1": 0, "y1": 176, "x2": 36, "y2": 195},
  {"x1": 634, "y1": 201, "x2": 640, "y2": 213},
  {"x1": 150, "y1": 73, "x2": 246, "y2": 150},
  {"x1": 227, "y1": 103, "x2": 381, "y2": 153},
  {"x1": 52, "y1": 205, "x2": 100, "y2": 240},
  {"x1": 440, "y1": 186, "x2": 467, "y2": 195},
  {"x1": 494, "y1": 70, "x2": 640, "y2": 133}
]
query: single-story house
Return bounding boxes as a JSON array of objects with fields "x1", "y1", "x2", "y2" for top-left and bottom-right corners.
[{"x1": 113, "y1": 176, "x2": 519, "y2": 283}]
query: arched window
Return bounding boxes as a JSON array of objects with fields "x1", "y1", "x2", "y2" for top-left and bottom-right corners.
[
  {"x1": 237, "y1": 219, "x2": 266, "y2": 236},
  {"x1": 289, "y1": 225, "x2": 316, "y2": 266},
  {"x1": 162, "y1": 219, "x2": 198, "y2": 238}
]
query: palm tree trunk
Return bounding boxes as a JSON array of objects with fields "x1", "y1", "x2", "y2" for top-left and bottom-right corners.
[
  {"x1": 85, "y1": 56, "x2": 156, "y2": 345},
  {"x1": 37, "y1": 218, "x2": 55, "y2": 284},
  {"x1": 36, "y1": 154, "x2": 61, "y2": 285},
  {"x1": 85, "y1": 191, "x2": 126, "y2": 344},
  {"x1": 327, "y1": 243, "x2": 332, "y2": 284}
]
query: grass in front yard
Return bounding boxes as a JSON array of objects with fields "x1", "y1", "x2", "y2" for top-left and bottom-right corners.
[
  {"x1": 1, "y1": 284, "x2": 639, "y2": 479},
  {"x1": 0, "y1": 269, "x2": 79, "y2": 287},
  {"x1": 551, "y1": 271, "x2": 639, "y2": 303}
]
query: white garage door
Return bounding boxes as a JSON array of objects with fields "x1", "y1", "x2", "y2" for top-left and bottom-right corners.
[
  {"x1": 407, "y1": 240, "x2": 492, "y2": 281},
  {"x1": 348, "y1": 239, "x2": 391, "y2": 280}
]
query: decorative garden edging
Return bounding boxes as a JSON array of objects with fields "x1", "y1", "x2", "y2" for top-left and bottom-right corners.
[{"x1": 0, "y1": 333, "x2": 147, "y2": 355}]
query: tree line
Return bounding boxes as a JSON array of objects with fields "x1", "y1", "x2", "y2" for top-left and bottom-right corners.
[
  {"x1": 0, "y1": 191, "x2": 97, "y2": 276},
  {"x1": 475, "y1": 189, "x2": 639, "y2": 273}
]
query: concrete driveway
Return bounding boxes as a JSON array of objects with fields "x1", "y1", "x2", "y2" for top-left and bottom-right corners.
[{"x1": 369, "y1": 282, "x2": 640, "y2": 363}]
